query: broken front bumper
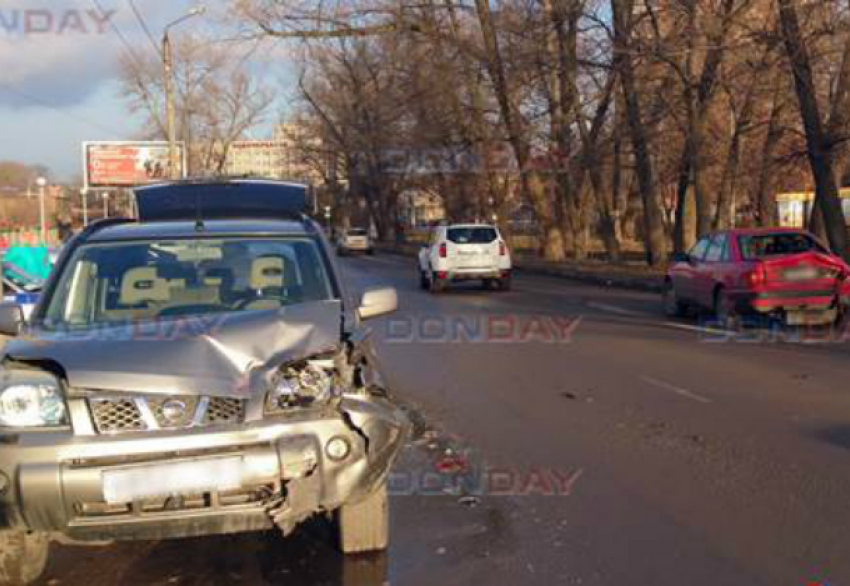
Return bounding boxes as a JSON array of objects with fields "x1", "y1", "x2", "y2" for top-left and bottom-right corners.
[{"x1": 0, "y1": 395, "x2": 408, "y2": 542}]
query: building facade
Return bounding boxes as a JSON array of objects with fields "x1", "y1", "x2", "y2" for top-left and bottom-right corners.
[{"x1": 223, "y1": 124, "x2": 329, "y2": 185}]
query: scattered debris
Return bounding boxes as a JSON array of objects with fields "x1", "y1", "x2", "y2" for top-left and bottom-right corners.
[
  {"x1": 436, "y1": 546, "x2": 447, "y2": 556},
  {"x1": 436, "y1": 454, "x2": 468, "y2": 474},
  {"x1": 561, "y1": 391, "x2": 578, "y2": 400},
  {"x1": 458, "y1": 495, "x2": 481, "y2": 508}
]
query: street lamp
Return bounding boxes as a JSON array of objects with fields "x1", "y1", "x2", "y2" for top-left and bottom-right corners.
[
  {"x1": 36, "y1": 177, "x2": 47, "y2": 245},
  {"x1": 80, "y1": 187, "x2": 89, "y2": 227},
  {"x1": 102, "y1": 192, "x2": 110, "y2": 219},
  {"x1": 163, "y1": 6, "x2": 206, "y2": 180}
]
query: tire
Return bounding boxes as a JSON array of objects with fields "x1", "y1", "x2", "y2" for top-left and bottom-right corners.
[
  {"x1": 0, "y1": 531, "x2": 49, "y2": 586},
  {"x1": 713, "y1": 288, "x2": 739, "y2": 331},
  {"x1": 663, "y1": 280, "x2": 687, "y2": 318},
  {"x1": 429, "y1": 272, "x2": 445, "y2": 294},
  {"x1": 498, "y1": 275, "x2": 512, "y2": 291},
  {"x1": 367, "y1": 249, "x2": 375, "y2": 256},
  {"x1": 337, "y1": 484, "x2": 389, "y2": 554}
]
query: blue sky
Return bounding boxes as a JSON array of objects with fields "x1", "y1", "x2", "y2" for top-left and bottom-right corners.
[{"x1": 0, "y1": 0, "x2": 289, "y2": 181}]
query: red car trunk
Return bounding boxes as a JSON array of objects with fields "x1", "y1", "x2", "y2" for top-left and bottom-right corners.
[{"x1": 749, "y1": 252, "x2": 847, "y2": 315}]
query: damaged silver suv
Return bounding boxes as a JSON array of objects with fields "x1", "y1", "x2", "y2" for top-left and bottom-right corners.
[{"x1": 0, "y1": 180, "x2": 408, "y2": 585}]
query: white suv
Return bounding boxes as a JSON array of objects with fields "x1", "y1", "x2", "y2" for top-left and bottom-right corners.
[{"x1": 418, "y1": 224, "x2": 512, "y2": 292}]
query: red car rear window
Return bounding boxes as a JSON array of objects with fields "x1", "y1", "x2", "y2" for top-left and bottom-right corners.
[{"x1": 737, "y1": 233, "x2": 827, "y2": 260}]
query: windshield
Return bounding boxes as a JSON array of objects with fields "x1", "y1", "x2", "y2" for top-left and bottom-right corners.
[
  {"x1": 41, "y1": 237, "x2": 333, "y2": 329},
  {"x1": 447, "y1": 227, "x2": 498, "y2": 244},
  {"x1": 738, "y1": 232, "x2": 827, "y2": 260}
]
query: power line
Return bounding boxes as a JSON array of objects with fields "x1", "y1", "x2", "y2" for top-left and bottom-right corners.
[
  {"x1": 90, "y1": 0, "x2": 149, "y2": 72},
  {"x1": 127, "y1": 0, "x2": 163, "y2": 58}
]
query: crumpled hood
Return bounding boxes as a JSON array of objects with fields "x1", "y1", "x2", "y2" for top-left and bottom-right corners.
[{"x1": 2, "y1": 300, "x2": 342, "y2": 398}]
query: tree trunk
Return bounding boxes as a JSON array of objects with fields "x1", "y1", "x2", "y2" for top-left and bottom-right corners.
[
  {"x1": 612, "y1": 0, "x2": 668, "y2": 266},
  {"x1": 754, "y1": 75, "x2": 783, "y2": 227},
  {"x1": 778, "y1": 0, "x2": 849, "y2": 258},
  {"x1": 474, "y1": 0, "x2": 566, "y2": 260}
]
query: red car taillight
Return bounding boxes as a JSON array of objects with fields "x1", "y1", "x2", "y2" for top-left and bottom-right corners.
[
  {"x1": 746, "y1": 264, "x2": 767, "y2": 287},
  {"x1": 499, "y1": 241, "x2": 507, "y2": 256},
  {"x1": 439, "y1": 243, "x2": 447, "y2": 258}
]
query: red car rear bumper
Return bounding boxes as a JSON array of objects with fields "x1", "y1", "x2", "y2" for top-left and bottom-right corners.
[{"x1": 731, "y1": 289, "x2": 846, "y2": 313}]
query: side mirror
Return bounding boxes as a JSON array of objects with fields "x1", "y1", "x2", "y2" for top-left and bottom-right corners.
[
  {"x1": 671, "y1": 252, "x2": 691, "y2": 264},
  {"x1": 358, "y1": 287, "x2": 398, "y2": 320},
  {"x1": 0, "y1": 303, "x2": 24, "y2": 337}
]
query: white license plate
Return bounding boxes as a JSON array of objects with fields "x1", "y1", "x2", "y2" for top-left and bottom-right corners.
[
  {"x1": 785, "y1": 267, "x2": 819, "y2": 281},
  {"x1": 102, "y1": 457, "x2": 245, "y2": 504}
]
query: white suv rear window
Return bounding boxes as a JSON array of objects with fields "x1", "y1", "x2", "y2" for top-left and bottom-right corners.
[{"x1": 447, "y1": 227, "x2": 498, "y2": 244}]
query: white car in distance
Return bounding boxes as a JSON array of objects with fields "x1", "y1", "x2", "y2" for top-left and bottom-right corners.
[
  {"x1": 418, "y1": 224, "x2": 512, "y2": 293},
  {"x1": 337, "y1": 227, "x2": 374, "y2": 256}
]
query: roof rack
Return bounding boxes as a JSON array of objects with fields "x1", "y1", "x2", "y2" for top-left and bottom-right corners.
[{"x1": 132, "y1": 179, "x2": 309, "y2": 224}]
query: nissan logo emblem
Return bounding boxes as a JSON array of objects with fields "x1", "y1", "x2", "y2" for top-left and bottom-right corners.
[{"x1": 161, "y1": 399, "x2": 188, "y2": 423}]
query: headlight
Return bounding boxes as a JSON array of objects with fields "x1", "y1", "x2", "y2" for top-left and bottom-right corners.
[
  {"x1": 0, "y1": 371, "x2": 68, "y2": 428},
  {"x1": 265, "y1": 360, "x2": 335, "y2": 414}
]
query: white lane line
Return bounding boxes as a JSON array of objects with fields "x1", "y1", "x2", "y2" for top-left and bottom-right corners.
[
  {"x1": 585, "y1": 301, "x2": 647, "y2": 317},
  {"x1": 639, "y1": 376, "x2": 713, "y2": 404},
  {"x1": 662, "y1": 322, "x2": 737, "y2": 338}
]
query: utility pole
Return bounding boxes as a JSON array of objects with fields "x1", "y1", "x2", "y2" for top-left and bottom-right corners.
[
  {"x1": 36, "y1": 177, "x2": 47, "y2": 245},
  {"x1": 80, "y1": 187, "x2": 89, "y2": 227},
  {"x1": 163, "y1": 31, "x2": 179, "y2": 180},
  {"x1": 162, "y1": 7, "x2": 206, "y2": 180}
]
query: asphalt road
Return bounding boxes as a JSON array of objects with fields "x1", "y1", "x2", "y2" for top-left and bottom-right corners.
[{"x1": 37, "y1": 253, "x2": 850, "y2": 586}]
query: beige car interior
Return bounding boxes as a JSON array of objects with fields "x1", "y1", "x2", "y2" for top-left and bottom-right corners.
[
  {"x1": 244, "y1": 256, "x2": 286, "y2": 310},
  {"x1": 97, "y1": 256, "x2": 291, "y2": 318}
]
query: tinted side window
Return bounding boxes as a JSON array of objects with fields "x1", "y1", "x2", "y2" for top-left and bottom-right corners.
[{"x1": 689, "y1": 238, "x2": 711, "y2": 261}]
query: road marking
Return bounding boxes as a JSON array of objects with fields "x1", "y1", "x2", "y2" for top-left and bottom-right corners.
[
  {"x1": 585, "y1": 301, "x2": 647, "y2": 317},
  {"x1": 662, "y1": 322, "x2": 737, "y2": 338},
  {"x1": 640, "y1": 376, "x2": 713, "y2": 404}
]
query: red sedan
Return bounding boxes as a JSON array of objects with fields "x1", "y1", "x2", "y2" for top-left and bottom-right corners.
[{"x1": 664, "y1": 228, "x2": 850, "y2": 327}]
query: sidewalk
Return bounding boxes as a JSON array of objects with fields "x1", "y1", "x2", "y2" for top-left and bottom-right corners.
[{"x1": 373, "y1": 242, "x2": 666, "y2": 293}]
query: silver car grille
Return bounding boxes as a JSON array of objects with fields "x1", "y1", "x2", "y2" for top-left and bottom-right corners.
[{"x1": 89, "y1": 395, "x2": 245, "y2": 434}]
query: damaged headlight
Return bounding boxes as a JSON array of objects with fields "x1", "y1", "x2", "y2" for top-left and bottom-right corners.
[
  {"x1": 265, "y1": 358, "x2": 336, "y2": 413},
  {"x1": 0, "y1": 371, "x2": 68, "y2": 428}
]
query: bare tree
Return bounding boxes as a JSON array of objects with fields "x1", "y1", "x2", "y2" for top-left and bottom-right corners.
[
  {"x1": 777, "y1": 0, "x2": 850, "y2": 258},
  {"x1": 119, "y1": 36, "x2": 272, "y2": 175}
]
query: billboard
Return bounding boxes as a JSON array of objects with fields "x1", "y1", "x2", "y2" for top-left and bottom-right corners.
[{"x1": 83, "y1": 141, "x2": 186, "y2": 188}]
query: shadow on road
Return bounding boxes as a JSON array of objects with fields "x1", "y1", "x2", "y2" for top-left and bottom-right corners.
[{"x1": 38, "y1": 519, "x2": 388, "y2": 586}]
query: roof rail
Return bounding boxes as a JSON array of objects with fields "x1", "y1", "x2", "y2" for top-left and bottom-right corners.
[{"x1": 75, "y1": 217, "x2": 136, "y2": 243}]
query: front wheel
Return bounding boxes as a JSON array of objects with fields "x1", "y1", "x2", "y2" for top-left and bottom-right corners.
[
  {"x1": 337, "y1": 484, "x2": 389, "y2": 554},
  {"x1": 713, "y1": 289, "x2": 739, "y2": 331},
  {"x1": 0, "y1": 531, "x2": 49, "y2": 586},
  {"x1": 498, "y1": 274, "x2": 512, "y2": 291},
  {"x1": 429, "y1": 272, "x2": 445, "y2": 294}
]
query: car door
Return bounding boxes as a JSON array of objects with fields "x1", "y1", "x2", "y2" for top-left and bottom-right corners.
[
  {"x1": 674, "y1": 236, "x2": 710, "y2": 303},
  {"x1": 695, "y1": 233, "x2": 729, "y2": 308}
]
